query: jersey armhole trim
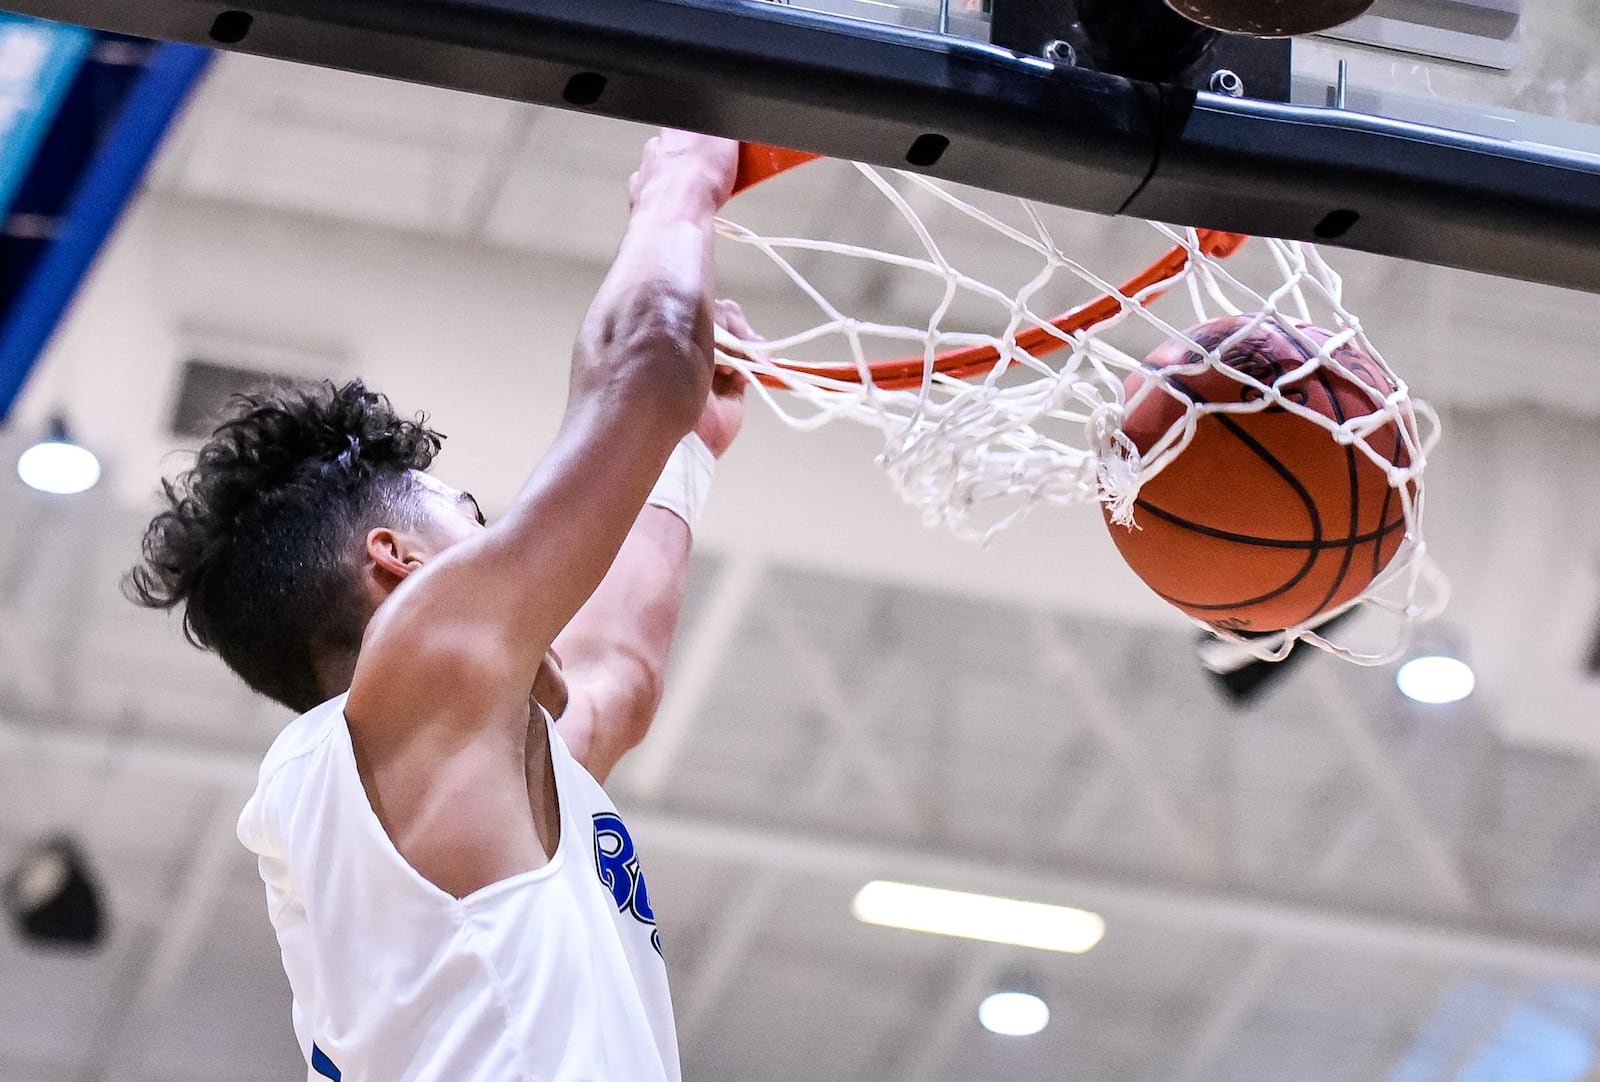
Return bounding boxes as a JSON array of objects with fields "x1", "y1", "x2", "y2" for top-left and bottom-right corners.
[{"x1": 332, "y1": 708, "x2": 571, "y2": 910}]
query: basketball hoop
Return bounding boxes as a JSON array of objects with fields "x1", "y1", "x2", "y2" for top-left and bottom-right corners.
[{"x1": 719, "y1": 143, "x2": 1446, "y2": 664}]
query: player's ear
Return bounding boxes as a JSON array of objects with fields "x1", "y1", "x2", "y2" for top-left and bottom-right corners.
[{"x1": 365, "y1": 526, "x2": 424, "y2": 583}]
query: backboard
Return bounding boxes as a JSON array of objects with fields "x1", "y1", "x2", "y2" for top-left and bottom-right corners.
[
  {"x1": 746, "y1": 0, "x2": 1597, "y2": 147},
  {"x1": 0, "y1": 0, "x2": 1597, "y2": 291}
]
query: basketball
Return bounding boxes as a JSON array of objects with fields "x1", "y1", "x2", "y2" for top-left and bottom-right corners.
[{"x1": 1104, "y1": 315, "x2": 1411, "y2": 633}]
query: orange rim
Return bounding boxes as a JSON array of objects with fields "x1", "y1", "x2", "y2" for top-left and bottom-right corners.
[{"x1": 729, "y1": 142, "x2": 1249, "y2": 392}]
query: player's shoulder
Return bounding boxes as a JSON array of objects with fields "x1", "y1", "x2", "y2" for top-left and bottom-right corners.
[
  {"x1": 238, "y1": 694, "x2": 349, "y2": 856},
  {"x1": 254, "y1": 693, "x2": 351, "y2": 791}
]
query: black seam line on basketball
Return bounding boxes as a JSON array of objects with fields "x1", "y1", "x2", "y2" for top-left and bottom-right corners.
[
  {"x1": 1151, "y1": 332, "x2": 1404, "y2": 619},
  {"x1": 1142, "y1": 370, "x2": 1328, "y2": 552},
  {"x1": 1298, "y1": 352, "x2": 1363, "y2": 627},
  {"x1": 1160, "y1": 371, "x2": 1329, "y2": 549},
  {"x1": 1147, "y1": 520, "x2": 1406, "y2": 612},
  {"x1": 1131, "y1": 500, "x2": 1405, "y2": 549},
  {"x1": 1147, "y1": 531, "x2": 1409, "y2": 613},
  {"x1": 1157, "y1": 373, "x2": 1323, "y2": 610}
]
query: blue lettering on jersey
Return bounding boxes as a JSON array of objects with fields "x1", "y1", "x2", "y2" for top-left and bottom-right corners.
[
  {"x1": 311, "y1": 1044, "x2": 341, "y2": 1080},
  {"x1": 593, "y1": 811, "x2": 662, "y2": 957}
]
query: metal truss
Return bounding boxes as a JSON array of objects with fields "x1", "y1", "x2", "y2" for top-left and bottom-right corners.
[{"x1": 0, "y1": 552, "x2": 1593, "y2": 1080}]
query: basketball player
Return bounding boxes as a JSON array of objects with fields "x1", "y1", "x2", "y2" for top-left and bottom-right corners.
[{"x1": 127, "y1": 131, "x2": 747, "y2": 1081}]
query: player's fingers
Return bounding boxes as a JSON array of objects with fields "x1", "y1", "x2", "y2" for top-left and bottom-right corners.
[
  {"x1": 632, "y1": 136, "x2": 659, "y2": 185},
  {"x1": 658, "y1": 128, "x2": 736, "y2": 158},
  {"x1": 713, "y1": 298, "x2": 762, "y2": 341}
]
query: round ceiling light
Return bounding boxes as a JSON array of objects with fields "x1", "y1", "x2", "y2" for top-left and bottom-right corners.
[
  {"x1": 18, "y1": 435, "x2": 100, "y2": 495},
  {"x1": 1396, "y1": 654, "x2": 1476, "y2": 705},
  {"x1": 978, "y1": 991, "x2": 1049, "y2": 1037}
]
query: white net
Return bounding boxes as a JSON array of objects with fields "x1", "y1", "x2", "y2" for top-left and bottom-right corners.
[{"x1": 712, "y1": 161, "x2": 1448, "y2": 663}]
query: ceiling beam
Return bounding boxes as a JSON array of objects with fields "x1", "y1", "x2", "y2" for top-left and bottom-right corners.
[
  {"x1": 894, "y1": 942, "x2": 1015, "y2": 1082},
  {"x1": 1308, "y1": 726, "x2": 1427, "y2": 886},
  {"x1": 632, "y1": 814, "x2": 1600, "y2": 984},
  {"x1": 452, "y1": 104, "x2": 547, "y2": 240},
  {"x1": 1032, "y1": 614, "x2": 1216, "y2": 873},
  {"x1": 83, "y1": 795, "x2": 247, "y2": 1082},
  {"x1": 1168, "y1": 942, "x2": 1288, "y2": 1082},
  {"x1": 8, "y1": 711, "x2": 1600, "y2": 982},
  {"x1": 0, "y1": 712, "x2": 257, "y2": 788},
  {"x1": 765, "y1": 602, "x2": 924, "y2": 831},
  {"x1": 674, "y1": 869, "x2": 786, "y2": 1059},
  {"x1": 1307, "y1": 668, "x2": 1477, "y2": 910},
  {"x1": 618, "y1": 555, "x2": 764, "y2": 799}
]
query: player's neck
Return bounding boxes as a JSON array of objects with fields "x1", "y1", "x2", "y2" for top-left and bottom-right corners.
[{"x1": 312, "y1": 648, "x2": 360, "y2": 707}]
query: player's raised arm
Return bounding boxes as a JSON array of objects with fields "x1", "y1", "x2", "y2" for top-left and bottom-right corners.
[
  {"x1": 349, "y1": 133, "x2": 737, "y2": 724},
  {"x1": 127, "y1": 131, "x2": 740, "y2": 1080},
  {"x1": 554, "y1": 301, "x2": 754, "y2": 783}
]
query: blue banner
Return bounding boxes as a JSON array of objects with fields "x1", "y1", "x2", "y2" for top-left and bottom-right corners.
[
  {"x1": 0, "y1": 13, "x2": 92, "y2": 221},
  {"x1": 0, "y1": 39, "x2": 212, "y2": 420}
]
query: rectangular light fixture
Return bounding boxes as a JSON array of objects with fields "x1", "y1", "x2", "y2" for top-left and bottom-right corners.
[{"x1": 851, "y1": 880, "x2": 1105, "y2": 953}]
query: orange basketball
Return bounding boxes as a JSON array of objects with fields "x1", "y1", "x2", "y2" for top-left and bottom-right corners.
[{"x1": 1104, "y1": 315, "x2": 1412, "y2": 633}]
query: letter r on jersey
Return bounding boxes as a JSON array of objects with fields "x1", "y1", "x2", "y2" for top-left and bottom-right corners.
[{"x1": 593, "y1": 811, "x2": 656, "y2": 924}]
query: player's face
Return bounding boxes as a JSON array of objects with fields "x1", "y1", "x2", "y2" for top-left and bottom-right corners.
[
  {"x1": 408, "y1": 472, "x2": 569, "y2": 718},
  {"x1": 409, "y1": 471, "x2": 489, "y2": 548}
]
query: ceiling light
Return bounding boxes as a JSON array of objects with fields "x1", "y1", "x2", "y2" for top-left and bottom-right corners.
[
  {"x1": 4, "y1": 836, "x2": 106, "y2": 950},
  {"x1": 17, "y1": 417, "x2": 100, "y2": 495},
  {"x1": 851, "y1": 880, "x2": 1105, "y2": 953},
  {"x1": 1396, "y1": 654, "x2": 1475, "y2": 704},
  {"x1": 978, "y1": 991, "x2": 1050, "y2": 1037}
]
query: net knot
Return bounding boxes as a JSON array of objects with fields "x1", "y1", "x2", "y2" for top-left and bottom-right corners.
[
  {"x1": 1087, "y1": 399, "x2": 1142, "y2": 527},
  {"x1": 1087, "y1": 398, "x2": 1126, "y2": 445}
]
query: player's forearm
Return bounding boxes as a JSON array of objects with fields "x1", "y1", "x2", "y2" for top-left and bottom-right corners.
[
  {"x1": 554, "y1": 507, "x2": 693, "y2": 760},
  {"x1": 413, "y1": 158, "x2": 723, "y2": 675},
  {"x1": 587, "y1": 185, "x2": 717, "y2": 337},
  {"x1": 569, "y1": 180, "x2": 721, "y2": 433}
]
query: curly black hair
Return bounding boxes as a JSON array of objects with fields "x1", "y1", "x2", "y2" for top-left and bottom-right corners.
[{"x1": 127, "y1": 380, "x2": 445, "y2": 713}]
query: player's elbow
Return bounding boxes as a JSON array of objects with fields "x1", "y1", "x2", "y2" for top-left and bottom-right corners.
[
  {"x1": 616, "y1": 653, "x2": 668, "y2": 753},
  {"x1": 593, "y1": 649, "x2": 667, "y2": 756}
]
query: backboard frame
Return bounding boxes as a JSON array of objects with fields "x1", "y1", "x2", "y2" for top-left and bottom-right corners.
[{"x1": 4, "y1": 0, "x2": 1597, "y2": 292}]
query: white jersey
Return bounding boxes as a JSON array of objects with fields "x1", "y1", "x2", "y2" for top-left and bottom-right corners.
[{"x1": 237, "y1": 693, "x2": 680, "y2": 1082}]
